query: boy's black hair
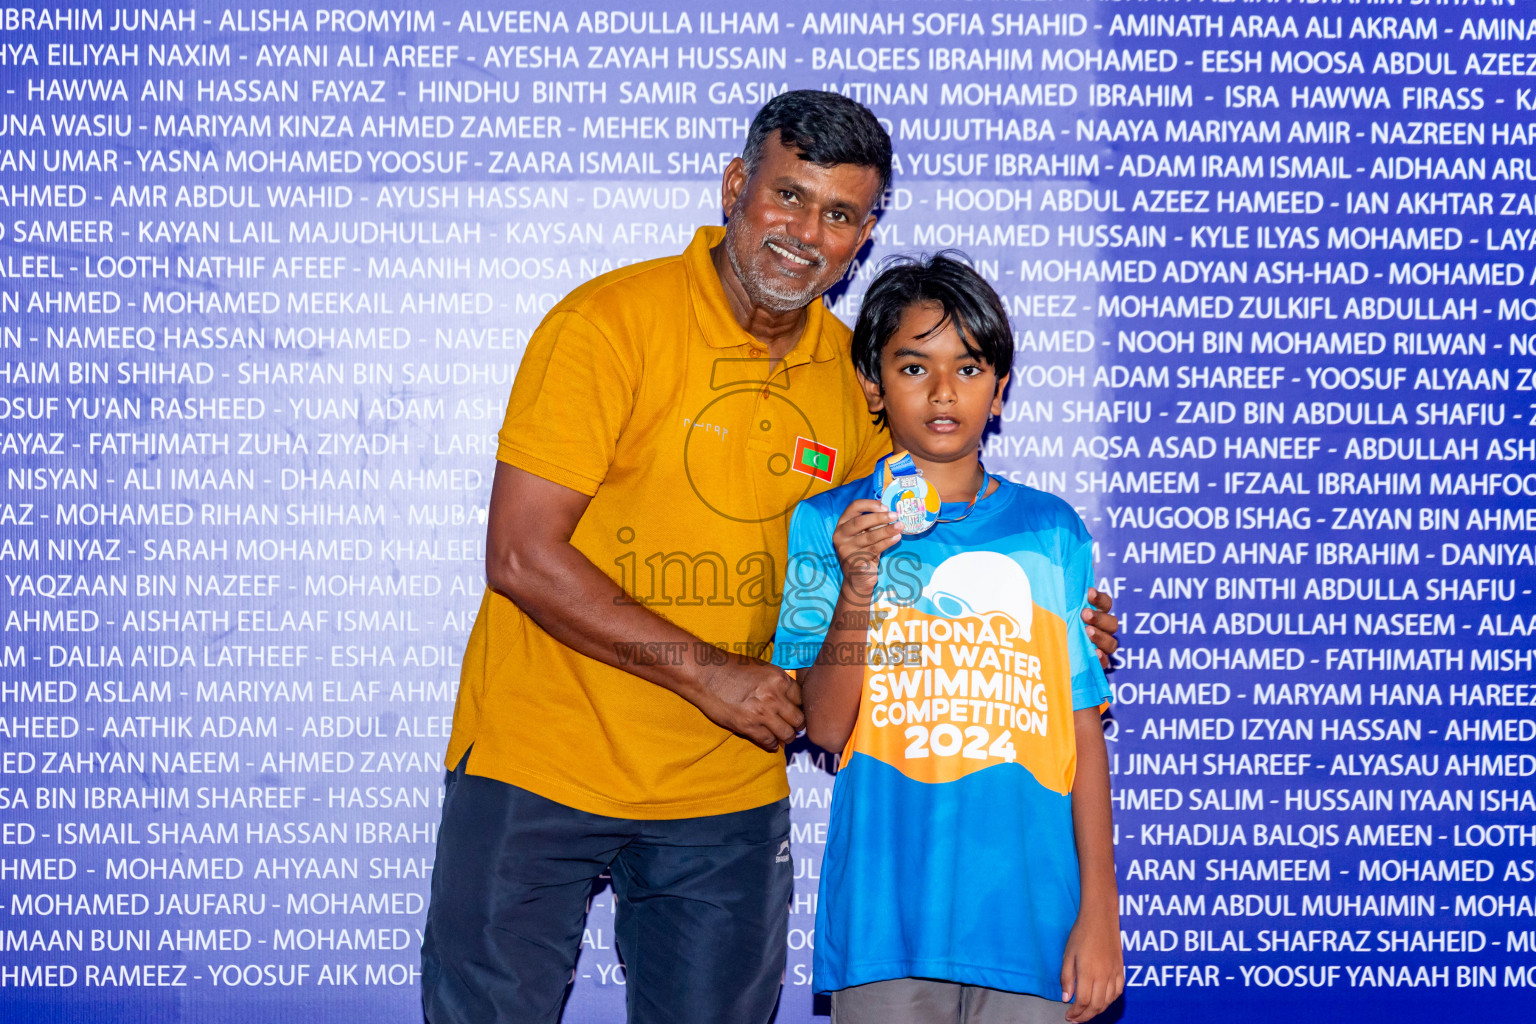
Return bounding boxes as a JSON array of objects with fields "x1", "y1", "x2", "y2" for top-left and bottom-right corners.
[
  {"x1": 851, "y1": 252, "x2": 1014, "y2": 430},
  {"x1": 742, "y1": 91, "x2": 893, "y2": 198}
]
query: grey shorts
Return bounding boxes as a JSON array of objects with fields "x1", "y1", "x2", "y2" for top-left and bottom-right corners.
[{"x1": 831, "y1": 977, "x2": 1064, "y2": 1024}]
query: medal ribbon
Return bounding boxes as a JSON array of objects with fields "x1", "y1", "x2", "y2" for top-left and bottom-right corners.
[{"x1": 876, "y1": 450, "x2": 922, "y2": 495}]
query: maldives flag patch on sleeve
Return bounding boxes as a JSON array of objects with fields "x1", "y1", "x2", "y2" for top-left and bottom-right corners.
[{"x1": 792, "y1": 437, "x2": 837, "y2": 482}]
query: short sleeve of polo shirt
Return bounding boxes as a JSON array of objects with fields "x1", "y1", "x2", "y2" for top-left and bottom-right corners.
[
  {"x1": 1065, "y1": 536, "x2": 1112, "y2": 712},
  {"x1": 496, "y1": 309, "x2": 638, "y2": 497},
  {"x1": 773, "y1": 498, "x2": 843, "y2": 671}
]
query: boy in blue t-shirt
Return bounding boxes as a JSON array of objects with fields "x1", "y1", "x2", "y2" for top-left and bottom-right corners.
[{"x1": 774, "y1": 254, "x2": 1122, "y2": 1023}]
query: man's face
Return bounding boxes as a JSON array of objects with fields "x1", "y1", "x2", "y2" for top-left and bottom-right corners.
[{"x1": 720, "y1": 134, "x2": 882, "y2": 314}]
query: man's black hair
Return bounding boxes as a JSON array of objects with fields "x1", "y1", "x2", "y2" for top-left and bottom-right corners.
[
  {"x1": 851, "y1": 252, "x2": 1014, "y2": 429},
  {"x1": 742, "y1": 90, "x2": 893, "y2": 198}
]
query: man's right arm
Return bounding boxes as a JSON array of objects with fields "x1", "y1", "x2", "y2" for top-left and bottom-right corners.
[{"x1": 484, "y1": 461, "x2": 804, "y2": 752}]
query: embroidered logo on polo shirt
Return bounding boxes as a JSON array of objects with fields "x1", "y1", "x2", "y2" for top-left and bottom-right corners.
[{"x1": 791, "y1": 437, "x2": 837, "y2": 482}]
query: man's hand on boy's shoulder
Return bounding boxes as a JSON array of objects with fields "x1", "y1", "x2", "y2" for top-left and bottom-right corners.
[
  {"x1": 1060, "y1": 908, "x2": 1124, "y2": 1022},
  {"x1": 1083, "y1": 588, "x2": 1120, "y2": 670}
]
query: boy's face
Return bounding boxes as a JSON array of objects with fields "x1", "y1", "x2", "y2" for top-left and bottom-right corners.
[{"x1": 859, "y1": 301, "x2": 1007, "y2": 464}]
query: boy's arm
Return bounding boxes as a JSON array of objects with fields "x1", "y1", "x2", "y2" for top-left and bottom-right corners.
[
  {"x1": 1061, "y1": 707, "x2": 1123, "y2": 1022},
  {"x1": 798, "y1": 498, "x2": 900, "y2": 752},
  {"x1": 799, "y1": 585, "x2": 873, "y2": 752}
]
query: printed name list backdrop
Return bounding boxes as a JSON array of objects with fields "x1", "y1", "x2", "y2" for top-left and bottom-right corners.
[{"x1": 1, "y1": 0, "x2": 1534, "y2": 1020}]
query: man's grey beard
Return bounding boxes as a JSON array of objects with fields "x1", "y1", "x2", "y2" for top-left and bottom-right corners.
[{"x1": 723, "y1": 215, "x2": 837, "y2": 314}]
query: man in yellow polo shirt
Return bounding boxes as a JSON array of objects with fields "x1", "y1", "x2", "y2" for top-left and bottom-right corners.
[{"x1": 421, "y1": 92, "x2": 1119, "y2": 1024}]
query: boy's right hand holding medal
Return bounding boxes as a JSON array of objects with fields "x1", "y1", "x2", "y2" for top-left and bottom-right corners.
[
  {"x1": 831, "y1": 499, "x2": 902, "y2": 602},
  {"x1": 801, "y1": 498, "x2": 901, "y2": 752}
]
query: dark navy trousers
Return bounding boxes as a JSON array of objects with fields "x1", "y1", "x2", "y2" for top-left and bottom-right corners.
[{"x1": 421, "y1": 757, "x2": 793, "y2": 1024}]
